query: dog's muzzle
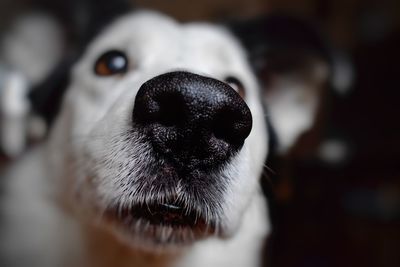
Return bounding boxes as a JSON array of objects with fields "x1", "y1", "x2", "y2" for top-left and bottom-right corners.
[
  {"x1": 103, "y1": 72, "x2": 253, "y2": 242},
  {"x1": 132, "y1": 71, "x2": 252, "y2": 172}
]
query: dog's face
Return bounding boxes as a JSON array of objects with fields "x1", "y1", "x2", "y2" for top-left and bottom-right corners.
[{"x1": 52, "y1": 12, "x2": 268, "y2": 249}]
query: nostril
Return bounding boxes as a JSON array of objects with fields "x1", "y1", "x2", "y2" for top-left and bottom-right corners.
[
  {"x1": 133, "y1": 88, "x2": 187, "y2": 128},
  {"x1": 156, "y1": 91, "x2": 187, "y2": 127},
  {"x1": 132, "y1": 95, "x2": 160, "y2": 124},
  {"x1": 212, "y1": 107, "x2": 252, "y2": 146}
]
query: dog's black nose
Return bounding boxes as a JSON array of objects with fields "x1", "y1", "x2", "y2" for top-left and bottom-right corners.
[{"x1": 132, "y1": 71, "x2": 252, "y2": 170}]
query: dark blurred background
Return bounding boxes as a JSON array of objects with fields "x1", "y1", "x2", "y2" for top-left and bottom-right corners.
[{"x1": 1, "y1": 0, "x2": 399, "y2": 267}]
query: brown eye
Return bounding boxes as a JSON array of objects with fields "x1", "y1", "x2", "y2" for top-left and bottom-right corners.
[
  {"x1": 94, "y1": 50, "x2": 128, "y2": 76},
  {"x1": 225, "y1": 76, "x2": 245, "y2": 98}
]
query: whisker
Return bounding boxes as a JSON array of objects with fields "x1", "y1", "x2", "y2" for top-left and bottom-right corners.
[{"x1": 263, "y1": 163, "x2": 276, "y2": 175}]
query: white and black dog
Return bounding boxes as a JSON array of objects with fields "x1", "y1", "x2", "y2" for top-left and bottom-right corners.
[{"x1": 0, "y1": 10, "x2": 337, "y2": 267}]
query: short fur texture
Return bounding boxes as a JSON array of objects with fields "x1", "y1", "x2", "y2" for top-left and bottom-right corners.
[{"x1": 1, "y1": 11, "x2": 321, "y2": 267}]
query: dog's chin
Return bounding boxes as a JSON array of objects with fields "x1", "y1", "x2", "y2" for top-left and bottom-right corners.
[{"x1": 103, "y1": 201, "x2": 217, "y2": 250}]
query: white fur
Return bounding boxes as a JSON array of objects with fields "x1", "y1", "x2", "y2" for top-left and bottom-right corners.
[
  {"x1": 1, "y1": 11, "x2": 278, "y2": 267},
  {"x1": 0, "y1": 71, "x2": 29, "y2": 156},
  {"x1": 266, "y1": 79, "x2": 318, "y2": 153},
  {"x1": 0, "y1": 13, "x2": 63, "y2": 157}
]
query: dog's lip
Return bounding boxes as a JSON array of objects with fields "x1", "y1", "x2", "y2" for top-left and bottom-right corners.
[
  {"x1": 106, "y1": 202, "x2": 209, "y2": 229},
  {"x1": 159, "y1": 203, "x2": 182, "y2": 210},
  {"x1": 141, "y1": 202, "x2": 199, "y2": 227}
]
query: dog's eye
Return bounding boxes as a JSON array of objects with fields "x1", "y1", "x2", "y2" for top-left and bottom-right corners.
[
  {"x1": 94, "y1": 50, "x2": 128, "y2": 76},
  {"x1": 225, "y1": 76, "x2": 245, "y2": 98}
]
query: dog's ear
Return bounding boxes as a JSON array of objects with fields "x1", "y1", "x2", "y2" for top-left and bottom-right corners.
[{"x1": 229, "y1": 15, "x2": 351, "y2": 154}]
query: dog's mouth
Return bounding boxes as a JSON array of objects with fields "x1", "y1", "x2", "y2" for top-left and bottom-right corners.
[
  {"x1": 118, "y1": 202, "x2": 205, "y2": 228},
  {"x1": 104, "y1": 199, "x2": 214, "y2": 245}
]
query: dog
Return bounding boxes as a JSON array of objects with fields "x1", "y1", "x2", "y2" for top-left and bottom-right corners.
[{"x1": 0, "y1": 11, "x2": 331, "y2": 267}]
